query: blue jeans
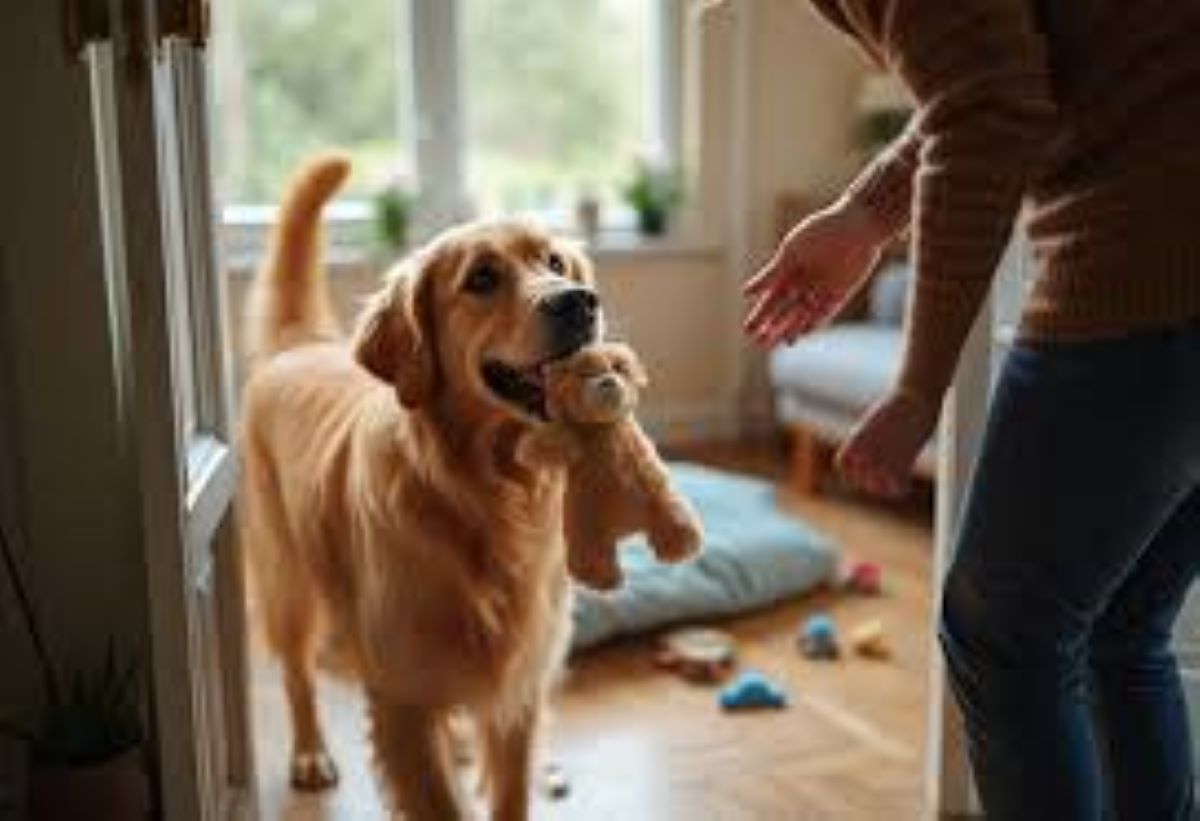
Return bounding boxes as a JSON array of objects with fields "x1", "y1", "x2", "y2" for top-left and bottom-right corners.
[{"x1": 940, "y1": 321, "x2": 1200, "y2": 820}]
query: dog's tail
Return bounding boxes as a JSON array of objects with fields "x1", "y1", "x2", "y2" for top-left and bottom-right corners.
[{"x1": 247, "y1": 152, "x2": 351, "y2": 361}]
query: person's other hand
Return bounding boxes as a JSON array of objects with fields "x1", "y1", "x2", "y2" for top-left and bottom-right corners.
[
  {"x1": 835, "y1": 390, "x2": 939, "y2": 498},
  {"x1": 744, "y1": 198, "x2": 887, "y2": 348}
]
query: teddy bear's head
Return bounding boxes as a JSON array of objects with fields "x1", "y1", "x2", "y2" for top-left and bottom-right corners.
[{"x1": 543, "y1": 343, "x2": 648, "y2": 424}]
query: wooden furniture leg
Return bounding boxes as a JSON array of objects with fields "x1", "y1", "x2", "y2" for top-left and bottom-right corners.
[{"x1": 789, "y1": 425, "x2": 829, "y2": 495}]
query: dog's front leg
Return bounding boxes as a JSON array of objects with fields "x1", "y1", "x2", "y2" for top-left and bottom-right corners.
[
  {"x1": 485, "y1": 705, "x2": 540, "y2": 821},
  {"x1": 368, "y1": 697, "x2": 466, "y2": 821}
]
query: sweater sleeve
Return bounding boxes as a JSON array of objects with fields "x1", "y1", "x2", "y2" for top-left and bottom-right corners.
[
  {"x1": 874, "y1": 0, "x2": 1057, "y2": 404},
  {"x1": 841, "y1": 117, "x2": 922, "y2": 241}
]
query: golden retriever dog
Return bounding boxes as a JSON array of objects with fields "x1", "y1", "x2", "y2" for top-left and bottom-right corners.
[{"x1": 239, "y1": 153, "x2": 602, "y2": 820}]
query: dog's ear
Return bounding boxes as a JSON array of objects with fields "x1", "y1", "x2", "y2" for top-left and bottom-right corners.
[
  {"x1": 352, "y1": 258, "x2": 439, "y2": 408},
  {"x1": 608, "y1": 344, "x2": 649, "y2": 390}
]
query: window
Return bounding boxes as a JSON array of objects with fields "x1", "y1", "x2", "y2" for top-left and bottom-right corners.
[
  {"x1": 211, "y1": 0, "x2": 678, "y2": 241},
  {"x1": 463, "y1": 0, "x2": 651, "y2": 219},
  {"x1": 211, "y1": 0, "x2": 412, "y2": 206}
]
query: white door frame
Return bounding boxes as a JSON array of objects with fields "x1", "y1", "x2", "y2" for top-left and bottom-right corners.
[
  {"x1": 924, "y1": 233, "x2": 1031, "y2": 816},
  {"x1": 924, "y1": 294, "x2": 992, "y2": 817},
  {"x1": 93, "y1": 1, "x2": 251, "y2": 817}
]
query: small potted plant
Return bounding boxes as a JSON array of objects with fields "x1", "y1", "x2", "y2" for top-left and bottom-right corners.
[
  {"x1": 372, "y1": 175, "x2": 417, "y2": 259},
  {"x1": 25, "y1": 646, "x2": 147, "y2": 821},
  {"x1": 1, "y1": 526, "x2": 148, "y2": 820},
  {"x1": 622, "y1": 159, "x2": 682, "y2": 238}
]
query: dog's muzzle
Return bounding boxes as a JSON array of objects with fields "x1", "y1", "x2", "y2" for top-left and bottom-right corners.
[{"x1": 540, "y1": 287, "x2": 601, "y2": 356}]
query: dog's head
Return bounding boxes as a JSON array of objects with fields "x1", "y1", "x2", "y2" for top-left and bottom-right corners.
[{"x1": 352, "y1": 220, "x2": 603, "y2": 423}]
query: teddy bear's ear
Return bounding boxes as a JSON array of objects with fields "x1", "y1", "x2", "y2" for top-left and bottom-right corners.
[{"x1": 609, "y1": 345, "x2": 649, "y2": 390}]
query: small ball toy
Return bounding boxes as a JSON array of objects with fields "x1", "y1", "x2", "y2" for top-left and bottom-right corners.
[{"x1": 843, "y1": 561, "x2": 883, "y2": 596}]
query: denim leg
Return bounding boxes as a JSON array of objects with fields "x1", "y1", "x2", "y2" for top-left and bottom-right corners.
[
  {"x1": 1090, "y1": 489, "x2": 1200, "y2": 821},
  {"x1": 939, "y1": 324, "x2": 1200, "y2": 821}
]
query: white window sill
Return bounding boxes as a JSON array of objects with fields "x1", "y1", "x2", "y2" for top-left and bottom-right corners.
[
  {"x1": 585, "y1": 232, "x2": 721, "y2": 265},
  {"x1": 219, "y1": 202, "x2": 721, "y2": 274}
]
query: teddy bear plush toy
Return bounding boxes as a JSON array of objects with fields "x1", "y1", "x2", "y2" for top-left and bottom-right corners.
[{"x1": 518, "y1": 342, "x2": 703, "y2": 590}]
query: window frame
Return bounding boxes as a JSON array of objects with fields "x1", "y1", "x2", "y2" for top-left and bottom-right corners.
[{"x1": 216, "y1": 0, "x2": 684, "y2": 262}]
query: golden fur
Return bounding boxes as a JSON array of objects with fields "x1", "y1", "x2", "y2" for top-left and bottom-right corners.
[
  {"x1": 518, "y1": 343, "x2": 702, "y2": 590},
  {"x1": 239, "y1": 154, "x2": 598, "y2": 820}
]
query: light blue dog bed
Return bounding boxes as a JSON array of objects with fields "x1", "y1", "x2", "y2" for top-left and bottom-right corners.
[{"x1": 571, "y1": 462, "x2": 838, "y2": 651}]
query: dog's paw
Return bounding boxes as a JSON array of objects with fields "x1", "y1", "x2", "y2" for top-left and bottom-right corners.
[{"x1": 290, "y1": 750, "x2": 340, "y2": 791}]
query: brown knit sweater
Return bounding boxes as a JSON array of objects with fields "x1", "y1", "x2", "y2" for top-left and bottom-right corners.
[{"x1": 810, "y1": 0, "x2": 1200, "y2": 404}]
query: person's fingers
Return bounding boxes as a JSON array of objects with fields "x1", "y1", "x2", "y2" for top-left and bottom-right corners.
[
  {"x1": 766, "y1": 296, "x2": 822, "y2": 346},
  {"x1": 773, "y1": 311, "x2": 819, "y2": 346},
  {"x1": 843, "y1": 446, "x2": 907, "y2": 498},
  {"x1": 805, "y1": 286, "x2": 838, "y2": 323},
  {"x1": 743, "y1": 259, "x2": 783, "y2": 296},
  {"x1": 779, "y1": 303, "x2": 832, "y2": 346},
  {"x1": 743, "y1": 281, "x2": 796, "y2": 333},
  {"x1": 857, "y1": 461, "x2": 894, "y2": 497},
  {"x1": 765, "y1": 287, "x2": 827, "y2": 341},
  {"x1": 747, "y1": 281, "x2": 813, "y2": 338},
  {"x1": 776, "y1": 290, "x2": 837, "y2": 344},
  {"x1": 834, "y1": 444, "x2": 865, "y2": 482}
]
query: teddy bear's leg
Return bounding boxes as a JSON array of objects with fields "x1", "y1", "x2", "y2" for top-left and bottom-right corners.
[
  {"x1": 646, "y1": 496, "x2": 703, "y2": 564},
  {"x1": 566, "y1": 529, "x2": 624, "y2": 591}
]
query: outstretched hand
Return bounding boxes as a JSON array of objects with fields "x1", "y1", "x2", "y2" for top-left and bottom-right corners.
[
  {"x1": 744, "y1": 199, "x2": 887, "y2": 347},
  {"x1": 743, "y1": 198, "x2": 935, "y2": 498},
  {"x1": 835, "y1": 390, "x2": 939, "y2": 498}
]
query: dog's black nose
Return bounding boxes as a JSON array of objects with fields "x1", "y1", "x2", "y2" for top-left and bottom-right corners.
[{"x1": 541, "y1": 288, "x2": 599, "y2": 331}]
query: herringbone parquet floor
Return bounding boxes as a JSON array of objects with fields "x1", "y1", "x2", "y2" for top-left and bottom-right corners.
[{"x1": 252, "y1": 440, "x2": 935, "y2": 820}]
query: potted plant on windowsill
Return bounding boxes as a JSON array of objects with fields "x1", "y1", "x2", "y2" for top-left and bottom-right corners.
[
  {"x1": 0, "y1": 526, "x2": 148, "y2": 821},
  {"x1": 622, "y1": 158, "x2": 682, "y2": 238},
  {"x1": 372, "y1": 175, "x2": 417, "y2": 261}
]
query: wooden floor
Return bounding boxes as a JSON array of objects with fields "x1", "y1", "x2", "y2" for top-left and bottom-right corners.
[{"x1": 251, "y1": 440, "x2": 935, "y2": 820}]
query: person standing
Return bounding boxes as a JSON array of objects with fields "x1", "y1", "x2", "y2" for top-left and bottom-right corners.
[{"x1": 744, "y1": 1, "x2": 1200, "y2": 817}]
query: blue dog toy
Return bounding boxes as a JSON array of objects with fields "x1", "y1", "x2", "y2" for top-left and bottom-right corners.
[
  {"x1": 719, "y1": 671, "x2": 788, "y2": 710},
  {"x1": 800, "y1": 613, "x2": 840, "y2": 660}
]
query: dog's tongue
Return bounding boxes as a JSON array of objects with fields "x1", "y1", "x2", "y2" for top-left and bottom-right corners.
[{"x1": 521, "y1": 362, "x2": 546, "y2": 387}]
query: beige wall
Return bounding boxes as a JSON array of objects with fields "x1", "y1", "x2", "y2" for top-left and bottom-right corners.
[
  {"x1": 595, "y1": 247, "x2": 733, "y2": 440},
  {"x1": 685, "y1": 0, "x2": 868, "y2": 433}
]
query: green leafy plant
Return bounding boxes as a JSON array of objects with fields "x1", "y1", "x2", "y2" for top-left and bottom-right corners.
[
  {"x1": 373, "y1": 181, "x2": 416, "y2": 254},
  {"x1": 31, "y1": 642, "x2": 143, "y2": 767},
  {"x1": 0, "y1": 525, "x2": 143, "y2": 767},
  {"x1": 622, "y1": 159, "x2": 682, "y2": 236}
]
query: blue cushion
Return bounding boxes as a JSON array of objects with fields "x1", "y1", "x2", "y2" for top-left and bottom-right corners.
[{"x1": 571, "y1": 462, "x2": 838, "y2": 650}]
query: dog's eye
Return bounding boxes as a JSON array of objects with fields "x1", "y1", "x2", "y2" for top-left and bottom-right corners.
[
  {"x1": 546, "y1": 252, "x2": 566, "y2": 275},
  {"x1": 463, "y1": 263, "x2": 501, "y2": 295}
]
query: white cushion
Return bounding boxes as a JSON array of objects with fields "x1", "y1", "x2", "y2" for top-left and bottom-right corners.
[{"x1": 769, "y1": 323, "x2": 902, "y2": 414}]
